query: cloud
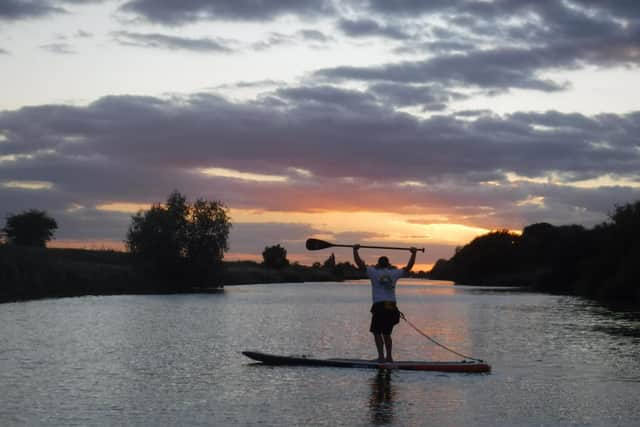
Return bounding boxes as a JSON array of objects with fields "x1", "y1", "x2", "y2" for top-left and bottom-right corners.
[
  {"x1": 311, "y1": 0, "x2": 640, "y2": 96},
  {"x1": 273, "y1": 85, "x2": 379, "y2": 112},
  {"x1": 2, "y1": 92, "x2": 639, "y2": 186},
  {"x1": 0, "y1": 47, "x2": 9, "y2": 54},
  {"x1": 317, "y1": 46, "x2": 578, "y2": 92},
  {"x1": 0, "y1": 0, "x2": 64, "y2": 21},
  {"x1": 112, "y1": 31, "x2": 235, "y2": 53},
  {"x1": 120, "y1": 0, "x2": 335, "y2": 25},
  {"x1": 363, "y1": 0, "x2": 455, "y2": 15},
  {"x1": 39, "y1": 42, "x2": 76, "y2": 54},
  {"x1": 251, "y1": 29, "x2": 332, "y2": 51},
  {"x1": 0, "y1": 0, "x2": 107, "y2": 22},
  {"x1": 368, "y1": 82, "x2": 465, "y2": 111},
  {"x1": 298, "y1": 29, "x2": 331, "y2": 43},
  {"x1": 1, "y1": 91, "x2": 639, "y2": 241},
  {"x1": 337, "y1": 18, "x2": 409, "y2": 40},
  {"x1": 74, "y1": 29, "x2": 92, "y2": 38}
]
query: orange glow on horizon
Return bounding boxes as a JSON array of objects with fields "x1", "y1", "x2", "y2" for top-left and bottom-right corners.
[
  {"x1": 96, "y1": 202, "x2": 150, "y2": 213},
  {"x1": 229, "y1": 208, "x2": 490, "y2": 246},
  {"x1": 49, "y1": 239, "x2": 125, "y2": 251},
  {"x1": 78, "y1": 201, "x2": 498, "y2": 269},
  {"x1": 92, "y1": 200, "x2": 491, "y2": 247}
]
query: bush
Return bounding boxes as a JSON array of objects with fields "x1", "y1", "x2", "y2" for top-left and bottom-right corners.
[{"x1": 262, "y1": 244, "x2": 289, "y2": 269}]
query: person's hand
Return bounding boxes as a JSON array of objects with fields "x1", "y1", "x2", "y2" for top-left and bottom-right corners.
[{"x1": 410, "y1": 247, "x2": 417, "y2": 254}]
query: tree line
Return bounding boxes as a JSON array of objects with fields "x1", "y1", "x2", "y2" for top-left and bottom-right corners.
[
  {"x1": 0, "y1": 190, "x2": 356, "y2": 301},
  {"x1": 4, "y1": 193, "x2": 639, "y2": 303},
  {"x1": 429, "y1": 200, "x2": 640, "y2": 303}
]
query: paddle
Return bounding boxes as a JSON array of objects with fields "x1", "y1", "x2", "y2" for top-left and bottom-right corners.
[{"x1": 306, "y1": 238, "x2": 425, "y2": 252}]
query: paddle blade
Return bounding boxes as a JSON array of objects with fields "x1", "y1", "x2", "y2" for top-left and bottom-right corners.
[{"x1": 306, "y1": 238, "x2": 333, "y2": 251}]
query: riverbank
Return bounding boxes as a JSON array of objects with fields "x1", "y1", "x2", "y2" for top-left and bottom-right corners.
[
  {"x1": 0, "y1": 245, "x2": 361, "y2": 303},
  {"x1": 429, "y1": 211, "x2": 640, "y2": 305}
]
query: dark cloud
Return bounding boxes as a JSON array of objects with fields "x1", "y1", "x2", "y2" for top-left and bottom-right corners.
[
  {"x1": 112, "y1": 31, "x2": 234, "y2": 53},
  {"x1": 319, "y1": 18, "x2": 637, "y2": 92},
  {"x1": 364, "y1": 0, "x2": 454, "y2": 15},
  {"x1": 0, "y1": 47, "x2": 9, "y2": 54},
  {"x1": 337, "y1": 18, "x2": 409, "y2": 40},
  {"x1": 363, "y1": 0, "x2": 640, "y2": 26},
  {"x1": 573, "y1": 0, "x2": 640, "y2": 19},
  {"x1": 317, "y1": 45, "x2": 577, "y2": 92},
  {"x1": 323, "y1": 1, "x2": 640, "y2": 95},
  {"x1": 395, "y1": 40, "x2": 474, "y2": 55},
  {"x1": 0, "y1": 0, "x2": 106, "y2": 21},
  {"x1": 2, "y1": 92, "x2": 639, "y2": 240},
  {"x1": 2, "y1": 93, "x2": 639, "y2": 187},
  {"x1": 120, "y1": 0, "x2": 334, "y2": 25},
  {"x1": 0, "y1": 0, "x2": 63, "y2": 20},
  {"x1": 368, "y1": 83, "x2": 465, "y2": 111},
  {"x1": 274, "y1": 85, "x2": 379, "y2": 113}
]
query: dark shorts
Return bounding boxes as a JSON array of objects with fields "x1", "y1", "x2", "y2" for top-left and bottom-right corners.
[{"x1": 370, "y1": 301, "x2": 400, "y2": 335}]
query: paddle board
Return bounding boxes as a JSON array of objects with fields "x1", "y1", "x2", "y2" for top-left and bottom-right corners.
[{"x1": 242, "y1": 351, "x2": 490, "y2": 373}]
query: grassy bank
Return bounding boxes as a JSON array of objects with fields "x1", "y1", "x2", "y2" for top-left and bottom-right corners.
[{"x1": 0, "y1": 245, "x2": 357, "y2": 303}]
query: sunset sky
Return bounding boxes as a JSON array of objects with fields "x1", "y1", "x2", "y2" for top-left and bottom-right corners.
[{"x1": 1, "y1": 1, "x2": 639, "y2": 270}]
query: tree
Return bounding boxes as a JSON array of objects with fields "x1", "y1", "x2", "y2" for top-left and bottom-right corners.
[
  {"x1": 3, "y1": 210, "x2": 58, "y2": 247},
  {"x1": 262, "y1": 244, "x2": 289, "y2": 269},
  {"x1": 323, "y1": 253, "x2": 336, "y2": 269},
  {"x1": 126, "y1": 191, "x2": 231, "y2": 288}
]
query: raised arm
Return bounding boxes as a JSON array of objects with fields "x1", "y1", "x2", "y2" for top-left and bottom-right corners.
[
  {"x1": 403, "y1": 248, "x2": 417, "y2": 273},
  {"x1": 353, "y1": 245, "x2": 366, "y2": 270}
]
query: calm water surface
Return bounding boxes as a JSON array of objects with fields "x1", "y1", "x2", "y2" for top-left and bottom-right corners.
[{"x1": 1, "y1": 280, "x2": 639, "y2": 426}]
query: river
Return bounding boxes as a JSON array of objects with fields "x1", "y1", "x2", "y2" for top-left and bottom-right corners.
[{"x1": 1, "y1": 280, "x2": 639, "y2": 426}]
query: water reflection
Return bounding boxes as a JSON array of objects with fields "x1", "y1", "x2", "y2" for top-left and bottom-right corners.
[
  {"x1": 2, "y1": 284, "x2": 640, "y2": 426},
  {"x1": 368, "y1": 370, "x2": 395, "y2": 425}
]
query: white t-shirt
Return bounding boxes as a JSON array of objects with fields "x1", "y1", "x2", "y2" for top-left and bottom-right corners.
[{"x1": 366, "y1": 266, "x2": 405, "y2": 303}]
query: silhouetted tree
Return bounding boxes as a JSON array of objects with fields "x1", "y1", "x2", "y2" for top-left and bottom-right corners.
[
  {"x1": 2, "y1": 210, "x2": 58, "y2": 247},
  {"x1": 333, "y1": 261, "x2": 363, "y2": 279},
  {"x1": 450, "y1": 229, "x2": 520, "y2": 283},
  {"x1": 126, "y1": 191, "x2": 231, "y2": 288},
  {"x1": 323, "y1": 253, "x2": 336, "y2": 269},
  {"x1": 429, "y1": 258, "x2": 454, "y2": 279},
  {"x1": 262, "y1": 244, "x2": 289, "y2": 269},
  {"x1": 428, "y1": 201, "x2": 640, "y2": 303}
]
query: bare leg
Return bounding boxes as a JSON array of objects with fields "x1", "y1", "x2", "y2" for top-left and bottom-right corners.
[
  {"x1": 373, "y1": 333, "x2": 385, "y2": 362},
  {"x1": 383, "y1": 334, "x2": 393, "y2": 362}
]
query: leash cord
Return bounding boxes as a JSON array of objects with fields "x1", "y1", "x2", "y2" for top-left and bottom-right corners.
[{"x1": 399, "y1": 312, "x2": 484, "y2": 362}]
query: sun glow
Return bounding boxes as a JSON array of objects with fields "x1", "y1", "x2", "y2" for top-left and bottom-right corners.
[
  {"x1": 230, "y1": 208, "x2": 490, "y2": 246},
  {"x1": 95, "y1": 202, "x2": 151, "y2": 213}
]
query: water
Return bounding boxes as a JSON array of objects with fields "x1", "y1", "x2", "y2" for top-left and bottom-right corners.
[{"x1": 1, "y1": 280, "x2": 639, "y2": 426}]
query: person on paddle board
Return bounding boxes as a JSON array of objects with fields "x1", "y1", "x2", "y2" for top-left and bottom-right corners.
[{"x1": 353, "y1": 245, "x2": 417, "y2": 362}]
